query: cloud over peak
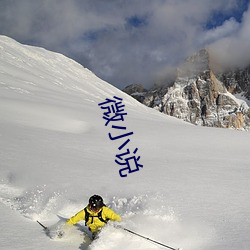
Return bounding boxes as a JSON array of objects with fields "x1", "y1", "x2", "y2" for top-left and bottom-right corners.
[{"x1": 0, "y1": 0, "x2": 249, "y2": 88}]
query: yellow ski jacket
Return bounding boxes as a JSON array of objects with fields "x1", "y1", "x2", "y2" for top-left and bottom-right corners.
[{"x1": 67, "y1": 206, "x2": 121, "y2": 233}]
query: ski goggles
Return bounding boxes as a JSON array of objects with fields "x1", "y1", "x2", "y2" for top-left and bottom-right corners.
[{"x1": 89, "y1": 205, "x2": 101, "y2": 212}]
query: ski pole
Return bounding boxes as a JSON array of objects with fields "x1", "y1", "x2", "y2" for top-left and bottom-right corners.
[
  {"x1": 122, "y1": 227, "x2": 180, "y2": 250},
  {"x1": 37, "y1": 220, "x2": 48, "y2": 231}
]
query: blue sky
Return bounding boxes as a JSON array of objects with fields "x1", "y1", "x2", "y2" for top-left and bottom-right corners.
[
  {"x1": 205, "y1": 0, "x2": 249, "y2": 28},
  {"x1": 0, "y1": 0, "x2": 249, "y2": 89}
]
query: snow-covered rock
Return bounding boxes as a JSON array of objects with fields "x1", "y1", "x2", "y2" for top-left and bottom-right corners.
[{"x1": 124, "y1": 49, "x2": 250, "y2": 130}]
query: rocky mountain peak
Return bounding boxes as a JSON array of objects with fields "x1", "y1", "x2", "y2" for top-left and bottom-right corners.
[
  {"x1": 177, "y1": 49, "x2": 210, "y2": 78},
  {"x1": 123, "y1": 49, "x2": 250, "y2": 130}
]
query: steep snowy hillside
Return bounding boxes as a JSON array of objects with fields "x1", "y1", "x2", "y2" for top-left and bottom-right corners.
[{"x1": 0, "y1": 36, "x2": 250, "y2": 250}]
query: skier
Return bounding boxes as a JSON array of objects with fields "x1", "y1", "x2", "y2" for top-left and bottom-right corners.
[{"x1": 66, "y1": 194, "x2": 121, "y2": 239}]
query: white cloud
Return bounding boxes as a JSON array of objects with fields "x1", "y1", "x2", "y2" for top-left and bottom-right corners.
[
  {"x1": 200, "y1": 18, "x2": 240, "y2": 45},
  {"x1": 209, "y1": 5, "x2": 250, "y2": 68},
  {"x1": 0, "y1": 0, "x2": 249, "y2": 88}
]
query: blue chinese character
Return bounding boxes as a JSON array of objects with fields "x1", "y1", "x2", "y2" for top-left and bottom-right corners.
[
  {"x1": 115, "y1": 148, "x2": 143, "y2": 177},
  {"x1": 98, "y1": 96, "x2": 127, "y2": 126},
  {"x1": 109, "y1": 125, "x2": 133, "y2": 150}
]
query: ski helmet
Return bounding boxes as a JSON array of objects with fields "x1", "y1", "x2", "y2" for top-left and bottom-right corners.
[{"x1": 89, "y1": 195, "x2": 104, "y2": 210}]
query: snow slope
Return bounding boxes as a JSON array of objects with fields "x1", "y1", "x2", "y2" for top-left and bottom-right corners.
[{"x1": 0, "y1": 36, "x2": 250, "y2": 250}]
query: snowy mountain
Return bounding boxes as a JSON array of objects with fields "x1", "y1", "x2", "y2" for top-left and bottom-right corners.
[
  {"x1": 124, "y1": 49, "x2": 250, "y2": 130},
  {"x1": 0, "y1": 36, "x2": 250, "y2": 250},
  {"x1": 217, "y1": 65, "x2": 250, "y2": 100}
]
